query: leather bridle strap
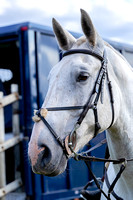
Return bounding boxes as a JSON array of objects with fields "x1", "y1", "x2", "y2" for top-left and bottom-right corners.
[
  {"x1": 62, "y1": 49, "x2": 104, "y2": 61},
  {"x1": 36, "y1": 110, "x2": 65, "y2": 149},
  {"x1": 107, "y1": 71, "x2": 115, "y2": 129},
  {"x1": 76, "y1": 50, "x2": 108, "y2": 136},
  {"x1": 105, "y1": 167, "x2": 124, "y2": 200},
  {"x1": 64, "y1": 49, "x2": 114, "y2": 143},
  {"x1": 46, "y1": 106, "x2": 84, "y2": 111}
]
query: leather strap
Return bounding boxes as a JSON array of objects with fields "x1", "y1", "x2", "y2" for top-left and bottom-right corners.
[
  {"x1": 62, "y1": 49, "x2": 104, "y2": 61},
  {"x1": 105, "y1": 167, "x2": 124, "y2": 200}
]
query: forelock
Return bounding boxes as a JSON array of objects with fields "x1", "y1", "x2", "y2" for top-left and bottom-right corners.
[{"x1": 76, "y1": 36, "x2": 87, "y2": 46}]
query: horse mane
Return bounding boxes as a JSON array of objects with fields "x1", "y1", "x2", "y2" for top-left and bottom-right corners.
[
  {"x1": 104, "y1": 41, "x2": 133, "y2": 71},
  {"x1": 104, "y1": 41, "x2": 124, "y2": 60},
  {"x1": 77, "y1": 37, "x2": 131, "y2": 68}
]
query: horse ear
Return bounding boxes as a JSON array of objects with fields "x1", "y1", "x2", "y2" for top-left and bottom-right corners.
[
  {"x1": 52, "y1": 18, "x2": 76, "y2": 50},
  {"x1": 80, "y1": 9, "x2": 96, "y2": 47}
]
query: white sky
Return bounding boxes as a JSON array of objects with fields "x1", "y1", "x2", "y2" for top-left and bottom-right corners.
[{"x1": 0, "y1": 0, "x2": 133, "y2": 44}]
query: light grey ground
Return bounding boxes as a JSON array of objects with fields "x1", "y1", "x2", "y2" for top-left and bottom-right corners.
[{"x1": 6, "y1": 193, "x2": 26, "y2": 200}]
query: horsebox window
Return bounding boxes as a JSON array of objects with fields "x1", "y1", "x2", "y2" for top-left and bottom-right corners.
[
  {"x1": 0, "y1": 39, "x2": 20, "y2": 131},
  {"x1": 37, "y1": 33, "x2": 59, "y2": 106},
  {"x1": 0, "y1": 39, "x2": 20, "y2": 94}
]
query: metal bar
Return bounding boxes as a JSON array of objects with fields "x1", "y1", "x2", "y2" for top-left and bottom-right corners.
[
  {"x1": 0, "y1": 85, "x2": 22, "y2": 200},
  {"x1": 0, "y1": 135, "x2": 23, "y2": 153},
  {"x1": 11, "y1": 84, "x2": 20, "y2": 136},
  {"x1": 0, "y1": 92, "x2": 6, "y2": 200},
  {"x1": 0, "y1": 179, "x2": 22, "y2": 198},
  {"x1": 0, "y1": 92, "x2": 19, "y2": 108},
  {"x1": 11, "y1": 84, "x2": 21, "y2": 181}
]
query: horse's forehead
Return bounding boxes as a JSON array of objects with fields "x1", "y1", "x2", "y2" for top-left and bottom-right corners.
[
  {"x1": 48, "y1": 60, "x2": 73, "y2": 88},
  {"x1": 74, "y1": 36, "x2": 88, "y2": 47},
  {"x1": 51, "y1": 50, "x2": 94, "y2": 74},
  {"x1": 49, "y1": 40, "x2": 100, "y2": 84},
  {"x1": 49, "y1": 56, "x2": 76, "y2": 78},
  {"x1": 49, "y1": 57, "x2": 81, "y2": 82}
]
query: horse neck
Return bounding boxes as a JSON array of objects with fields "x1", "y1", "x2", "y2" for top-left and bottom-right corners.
[{"x1": 106, "y1": 45, "x2": 133, "y2": 161}]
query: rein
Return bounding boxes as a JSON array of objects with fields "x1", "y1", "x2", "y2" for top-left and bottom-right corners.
[
  {"x1": 74, "y1": 141, "x2": 133, "y2": 200},
  {"x1": 33, "y1": 48, "x2": 133, "y2": 200}
]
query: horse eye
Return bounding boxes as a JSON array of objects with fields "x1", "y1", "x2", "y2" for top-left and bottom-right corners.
[{"x1": 76, "y1": 72, "x2": 89, "y2": 82}]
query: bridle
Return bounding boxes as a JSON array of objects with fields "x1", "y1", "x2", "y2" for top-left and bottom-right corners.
[
  {"x1": 36, "y1": 48, "x2": 115, "y2": 155},
  {"x1": 34, "y1": 48, "x2": 133, "y2": 200}
]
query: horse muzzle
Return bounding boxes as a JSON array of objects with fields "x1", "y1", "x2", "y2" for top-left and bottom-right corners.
[{"x1": 28, "y1": 129, "x2": 68, "y2": 176}]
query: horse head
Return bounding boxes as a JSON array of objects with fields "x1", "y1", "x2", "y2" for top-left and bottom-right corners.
[{"x1": 28, "y1": 9, "x2": 114, "y2": 176}]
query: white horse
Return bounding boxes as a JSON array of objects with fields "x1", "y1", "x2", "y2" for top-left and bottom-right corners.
[{"x1": 28, "y1": 9, "x2": 133, "y2": 200}]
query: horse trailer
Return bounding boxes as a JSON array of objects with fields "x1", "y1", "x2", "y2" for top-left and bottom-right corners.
[{"x1": 0, "y1": 22, "x2": 133, "y2": 200}]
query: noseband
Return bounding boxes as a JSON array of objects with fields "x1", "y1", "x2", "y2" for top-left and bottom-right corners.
[{"x1": 35, "y1": 48, "x2": 114, "y2": 156}]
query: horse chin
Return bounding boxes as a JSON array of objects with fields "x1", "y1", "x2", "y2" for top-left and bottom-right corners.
[{"x1": 31, "y1": 152, "x2": 68, "y2": 177}]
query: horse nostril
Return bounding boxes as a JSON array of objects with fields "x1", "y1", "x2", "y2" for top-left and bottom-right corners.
[{"x1": 39, "y1": 145, "x2": 52, "y2": 166}]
